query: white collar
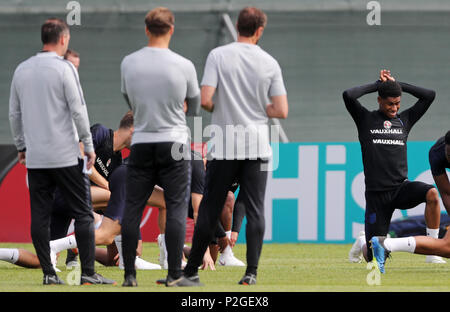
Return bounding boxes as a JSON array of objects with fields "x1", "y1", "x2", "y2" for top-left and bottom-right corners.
[{"x1": 36, "y1": 51, "x2": 63, "y2": 58}]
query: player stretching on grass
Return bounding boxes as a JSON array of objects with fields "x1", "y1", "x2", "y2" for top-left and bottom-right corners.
[
  {"x1": 371, "y1": 130, "x2": 450, "y2": 272},
  {"x1": 344, "y1": 70, "x2": 444, "y2": 272},
  {"x1": 0, "y1": 112, "x2": 161, "y2": 270},
  {"x1": 49, "y1": 112, "x2": 161, "y2": 271},
  {"x1": 58, "y1": 49, "x2": 158, "y2": 269}
]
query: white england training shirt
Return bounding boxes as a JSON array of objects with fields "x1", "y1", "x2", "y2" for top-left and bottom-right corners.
[
  {"x1": 9, "y1": 51, "x2": 93, "y2": 169},
  {"x1": 201, "y1": 42, "x2": 287, "y2": 160}
]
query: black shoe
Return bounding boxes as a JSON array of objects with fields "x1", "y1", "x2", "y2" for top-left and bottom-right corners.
[
  {"x1": 156, "y1": 278, "x2": 166, "y2": 285},
  {"x1": 165, "y1": 274, "x2": 203, "y2": 287},
  {"x1": 43, "y1": 274, "x2": 65, "y2": 285},
  {"x1": 157, "y1": 273, "x2": 200, "y2": 286},
  {"x1": 122, "y1": 275, "x2": 138, "y2": 287},
  {"x1": 80, "y1": 273, "x2": 117, "y2": 285},
  {"x1": 238, "y1": 273, "x2": 257, "y2": 285}
]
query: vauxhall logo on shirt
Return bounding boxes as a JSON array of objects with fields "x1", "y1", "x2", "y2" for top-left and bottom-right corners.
[
  {"x1": 96, "y1": 157, "x2": 110, "y2": 177},
  {"x1": 370, "y1": 120, "x2": 405, "y2": 146}
]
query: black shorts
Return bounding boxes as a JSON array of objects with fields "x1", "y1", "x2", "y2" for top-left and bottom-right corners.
[
  {"x1": 188, "y1": 155, "x2": 205, "y2": 220},
  {"x1": 103, "y1": 164, "x2": 127, "y2": 223},
  {"x1": 429, "y1": 137, "x2": 449, "y2": 176},
  {"x1": 365, "y1": 180, "x2": 435, "y2": 261}
]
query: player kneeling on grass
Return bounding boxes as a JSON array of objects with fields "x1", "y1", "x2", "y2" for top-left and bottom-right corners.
[
  {"x1": 370, "y1": 130, "x2": 450, "y2": 273},
  {"x1": 344, "y1": 70, "x2": 445, "y2": 271},
  {"x1": 0, "y1": 113, "x2": 163, "y2": 272},
  {"x1": 157, "y1": 159, "x2": 245, "y2": 271},
  {"x1": 48, "y1": 114, "x2": 161, "y2": 271}
]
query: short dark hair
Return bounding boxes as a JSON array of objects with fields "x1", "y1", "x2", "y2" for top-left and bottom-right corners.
[
  {"x1": 378, "y1": 81, "x2": 402, "y2": 99},
  {"x1": 145, "y1": 7, "x2": 174, "y2": 36},
  {"x1": 41, "y1": 18, "x2": 69, "y2": 44},
  {"x1": 445, "y1": 130, "x2": 450, "y2": 145},
  {"x1": 119, "y1": 111, "x2": 134, "y2": 129},
  {"x1": 237, "y1": 7, "x2": 267, "y2": 37},
  {"x1": 64, "y1": 49, "x2": 79, "y2": 59}
]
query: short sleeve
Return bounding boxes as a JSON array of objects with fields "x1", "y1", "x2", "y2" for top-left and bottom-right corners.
[
  {"x1": 269, "y1": 61, "x2": 287, "y2": 97},
  {"x1": 200, "y1": 51, "x2": 218, "y2": 88}
]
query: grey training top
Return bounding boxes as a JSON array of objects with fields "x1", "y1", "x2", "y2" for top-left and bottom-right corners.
[
  {"x1": 9, "y1": 51, "x2": 93, "y2": 169},
  {"x1": 201, "y1": 42, "x2": 287, "y2": 160},
  {"x1": 121, "y1": 47, "x2": 200, "y2": 145}
]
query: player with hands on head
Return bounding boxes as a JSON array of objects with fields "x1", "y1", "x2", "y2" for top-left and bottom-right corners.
[{"x1": 344, "y1": 69, "x2": 444, "y2": 273}]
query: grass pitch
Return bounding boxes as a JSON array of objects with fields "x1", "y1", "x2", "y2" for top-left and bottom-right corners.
[{"x1": 0, "y1": 242, "x2": 449, "y2": 292}]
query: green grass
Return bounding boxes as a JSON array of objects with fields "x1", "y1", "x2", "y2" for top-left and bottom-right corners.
[{"x1": 0, "y1": 242, "x2": 450, "y2": 292}]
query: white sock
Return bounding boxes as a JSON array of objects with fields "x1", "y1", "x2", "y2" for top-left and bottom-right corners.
[
  {"x1": 67, "y1": 219, "x2": 75, "y2": 235},
  {"x1": 50, "y1": 235, "x2": 77, "y2": 253},
  {"x1": 160, "y1": 234, "x2": 168, "y2": 261},
  {"x1": 426, "y1": 228, "x2": 439, "y2": 239},
  {"x1": 222, "y1": 231, "x2": 233, "y2": 256},
  {"x1": 358, "y1": 236, "x2": 366, "y2": 250},
  {"x1": 383, "y1": 237, "x2": 416, "y2": 253},
  {"x1": 425, "y1": 228, "x2": 441, "y2": 258},
  {"x1": 114, "y1": 235, "x2": 123, "y2": 264},
  {"x1": 222, "y1": 245, "x2": 233, "y2": 256},
  {"x1": 0, "y1": 248, "x2": 20, "y2": 264}
]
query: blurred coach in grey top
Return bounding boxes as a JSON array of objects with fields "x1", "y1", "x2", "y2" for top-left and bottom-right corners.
[
  {"x1": 183, "y1": 7, "x2": 288, "y2": 286},
  {"x1": 120, "y1": 7, "x2": 200, "y2": 287},
  {"x1": 9, "y1": 18, "x2": 114, "y2": 285}
]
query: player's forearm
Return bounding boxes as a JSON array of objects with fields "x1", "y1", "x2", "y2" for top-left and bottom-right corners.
[
  {"x1": 342, "y1": 82, "x2": 379, "y2": 119},
  {"x1": 266, "y1": 95, "x2": 288, "y2": 119},
  {"x1": 201, "y1": 99, "x2": 214, "y2": 112},
  {"x1": 343, "y1": 82, "x2": 379, "y2": 103},
  {"x1": 398, "y1": 82, "x2": 435, "y2": 122},
  {"x1": 398, "y1": 82, "x2": 436, "y2": 103},
  {"x1": 89, "y1": 167, "x2": 109, "y2": 190},
  {"x1": 201, "y1": 86, "x2": 215, "y2": 112}
]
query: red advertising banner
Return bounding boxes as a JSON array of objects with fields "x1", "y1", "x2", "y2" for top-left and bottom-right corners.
[{"x1": 0, "y1": 161, "x2": 194, "y2": 243}]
